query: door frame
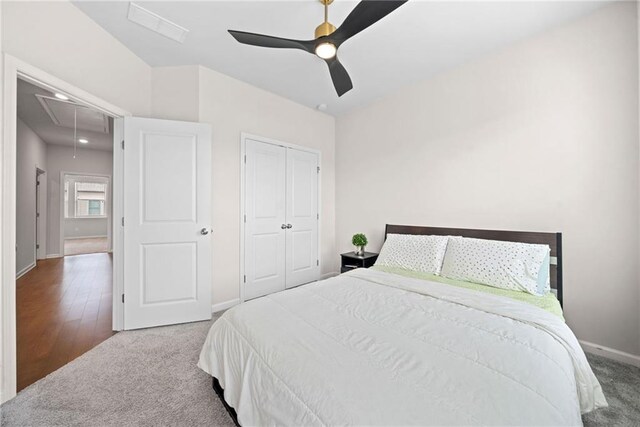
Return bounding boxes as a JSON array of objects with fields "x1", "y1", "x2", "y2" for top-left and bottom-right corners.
[
  {"x1": 59, "y1": 171, "x2": 112, "y2": 256},
  {"x1": 35, "y1": 167, "x2": 46, "y2": 261},
  {"x1": 1, "y1": 54, "x2": 130, "y2": 403},
  {"x1": 239, "y1": 132, "x2": 322, "y2": 303}
]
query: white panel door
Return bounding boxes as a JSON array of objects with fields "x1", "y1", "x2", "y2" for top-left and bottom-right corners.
[
  {"x1": 244, "y1": 139, "x2": 287, "y2": 300},
  {"x1": 285, "y1": 148, "x2": 319, "y2": 288},
  {"x1": 123, "y1": 117, "x2": 212, "y2": 330}
]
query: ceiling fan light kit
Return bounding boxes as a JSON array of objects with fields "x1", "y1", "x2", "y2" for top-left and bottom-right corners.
[
  {"x1": 315, "y1": 42, "x2": 337, "y2": 60},
  {"x1": 228, "y1": 0, "x2": 407, "y2": 97}
]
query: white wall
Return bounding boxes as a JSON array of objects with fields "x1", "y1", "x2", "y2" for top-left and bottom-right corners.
[
  {"x1": 15, "y1": 118, "x2": 46, "y2": 275},
  {"x1": 200, "y1": 66, "x2": 337, "y2": 305},
  {"x1": 151, "y1": 66, "x2": 200, "y2": 122},
  {"x1": 336, "y1": 2, "x2": 640, "y2": 357},
  {"x1": 1, "y1": 1, "x2": 149, "y2": 401},
  {"x1": 45, "y1": 145, "x2": 113, "y2": 256},
  {"x1": 2, "y1": 0, "x2": 149, "y2": 259},
  {"x1": 1, "y1": 1, "x2": 337, "y2": 310},
  {"x1": 153, "y1": 65, "x2": 337, "y2": 306},
  {"x1": 5, "y1": 0, "x2": 635, "y2": 378},
  {"x1": 1, "y1": 1, "x2": 151, "y2": 116}
]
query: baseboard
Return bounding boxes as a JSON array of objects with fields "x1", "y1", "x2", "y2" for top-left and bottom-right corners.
[
  {"x1": 580, "y1": 340, "x2": 640, "y2": 368},
  {"x1": 320, "y1": 272, "x2": 339, "y2": 280},
  {"x1": 64, "y1": 235, "x2": 108, "y2": 240},
  {"x1": 208, "y1": 272, "x2": 340, "y2": 315},
  {"x1": 46, "y1": 254, "x2": 62, "y2": 259},
  {"x1": 211, "y1": 299, "x2": 240, "y2": 314},
  {"x1": 16, "y1": 261, "x2": 36, "y2": 279}
]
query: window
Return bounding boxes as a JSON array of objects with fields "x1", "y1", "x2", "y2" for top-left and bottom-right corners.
[
  {"x1": 75, "y1": 182, "x2": 106, "y2": 217},
  {"x1": 88, "y1": 200, "x2": 102, "y2": 216},
  {"x1": 64, "y1": 176, "x2": 108, "y2": 218}
]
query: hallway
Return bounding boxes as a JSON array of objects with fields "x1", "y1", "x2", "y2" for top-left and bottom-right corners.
[
  {"x1": 16, "y1": 253, "x2": 115, "y2": 391},
  {"x1": 64, "y1": 237, "x2": 109, "y2": 256}
]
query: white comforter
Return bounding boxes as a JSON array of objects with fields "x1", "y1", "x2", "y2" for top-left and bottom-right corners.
[{"x1": 198, "y1": 268, "x2": 606, "y2": 426}]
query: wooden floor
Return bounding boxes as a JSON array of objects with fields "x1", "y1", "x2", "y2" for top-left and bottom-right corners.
[
  {"x1": 17, "y1": 253, "x2": 115, "y2": 391},
  {"x1": 64, "y1": 237, "x2": 109, "y2": 256}
]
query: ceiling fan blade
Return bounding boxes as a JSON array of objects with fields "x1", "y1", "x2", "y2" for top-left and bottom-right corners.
[
  {"x1": 228, "y1": 30, "x2": 314, "y2": 53},
  {"x1": 325, "y1": 56, "x2": 353, "y2": 97},
  {"x1": 332, "y1": 0, "x2": 407, "y2": 46}
]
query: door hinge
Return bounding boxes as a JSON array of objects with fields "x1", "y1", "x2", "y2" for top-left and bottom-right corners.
[
  {"x1": 317, "y1": 166, "x2": 320, "y2": 173},
  {"x1": 317, "y1": 213, "x2": 319, "y2": 220},
  {"x1": 36, "y1": 244, "x2": 40, "y2": 249},
  {"x1": 121, "y1": 140, "x2": 125, "y2": 150},
  {"x1": 244, "y1": 155, "x2": 246, "y2": 164},
  {"x1": 36, "y1": 181, "x2": 40, "y2": 186},
  {"x1": 121, "y1": 217, "x2": 125, "y2": 227},
  {"x1": 244, "y1": 214, "x2": 246, "y2": 223},
  {"x1": 244, "y1": 275, "x2": 246, "y2": 283},
  {"x1": 317, "y1": 259, "x2": 319, "y2": 266},
  {"x1": 121, "y1": 294, "x2": 125, "y2": 303},
  {"x1": 36, "y1": 212, "x2": 40, "y2": 218}
]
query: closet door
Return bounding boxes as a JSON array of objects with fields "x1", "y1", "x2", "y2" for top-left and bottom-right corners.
[
  {"x1": 244, "y1": 139, "x2": 287, "y2": 300},
  {"x1": 285, "y1": 148, "x2": 320, "y2": 288}
]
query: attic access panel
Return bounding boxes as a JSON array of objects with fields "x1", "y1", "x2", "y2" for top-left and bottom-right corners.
[{"x1": 36, "y1": 94, "x2": 110, "y2": 134}]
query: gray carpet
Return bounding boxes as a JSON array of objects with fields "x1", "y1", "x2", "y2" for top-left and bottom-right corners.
[
  {"x1": 583, "y1": 353, "x2": 640, "y2": 426},
  {"x1": 1, "y1": 316, "x2": 638, "y2": 426},
  {"x1": 1, "y1": 316, "x2": 234, "y2": 427}
]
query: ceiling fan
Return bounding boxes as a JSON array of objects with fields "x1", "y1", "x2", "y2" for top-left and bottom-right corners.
[{"x1": 228, "y1": 0, "x2": 407, "y2": 97}]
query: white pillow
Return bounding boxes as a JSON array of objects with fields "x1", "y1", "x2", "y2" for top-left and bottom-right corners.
[
  {"x1": 375, "y1": 234, "x2": 449, "y2": 275},
  {"x1": 440, "y1": 236, "x2": 550, "y2": 296}
]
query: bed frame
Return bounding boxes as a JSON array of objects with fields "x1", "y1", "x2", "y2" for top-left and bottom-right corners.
[
  {"x1": 385, "y1": 224, "x2": 563, "y2": 306},
  {"x1": 211, "y1": 224, "x2": 564, "y2": 425},
  {"x1": 212, "y1": 377, "x2": 240, "y2": 426}
]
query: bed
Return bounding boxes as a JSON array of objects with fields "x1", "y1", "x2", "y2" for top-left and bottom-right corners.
[{"x1": 198, "y1": 225, "x2": 606, "y2": 426}]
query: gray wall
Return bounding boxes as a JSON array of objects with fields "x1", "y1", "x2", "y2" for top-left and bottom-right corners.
[
  {"x1": 63, "y1": 218, "x2": 108, "y2": 239},
  {"x1": 16, "y1": 117, "x2": 46, "y2": 275},
  {"x1": 45, "y1": 145, "x2": 113, "y2": 255}
]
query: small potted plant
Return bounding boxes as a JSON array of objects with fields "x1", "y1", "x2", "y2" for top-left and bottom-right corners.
[{"x1": 352, "y1": 233, "x2": 368, "y2": 256}]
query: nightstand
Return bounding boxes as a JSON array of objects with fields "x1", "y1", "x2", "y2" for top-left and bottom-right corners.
[{"x1": 340, "y1": 252, "x2": 379, "y2": 273}]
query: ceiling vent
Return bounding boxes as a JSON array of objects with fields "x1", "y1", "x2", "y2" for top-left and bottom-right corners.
[
  {"x1": 127, "y1": 2, "x2": 189, "y2": 43},
  {"x1": 36, "y1": 95, "x2": 110, "y2": 134}
]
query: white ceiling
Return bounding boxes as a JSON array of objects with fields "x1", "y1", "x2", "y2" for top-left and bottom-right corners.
[
  {"x1": 73, "y1": 1, "x2": 611, "y2": 116},
  {"x1": 17, "y1": 79, "x2": 113, "y2": 151}
]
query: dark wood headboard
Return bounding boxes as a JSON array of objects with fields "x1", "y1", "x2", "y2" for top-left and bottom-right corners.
[{"x1": 385, "y1": 224, "x2": 563, "y2": 306}]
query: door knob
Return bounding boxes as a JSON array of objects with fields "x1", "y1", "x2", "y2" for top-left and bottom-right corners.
[
  {"x1": 200, "y1": 228, "x2": 210, "y2": 235},
  {"x1": 286, "y1": 224, "x2": 293, "y2": 229},
  {"x1": 281, "y1": 224, "x2": 287, "y2": 229}
]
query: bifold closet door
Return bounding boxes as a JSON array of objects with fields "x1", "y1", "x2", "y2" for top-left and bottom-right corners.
[
  {"x1": 244, "y1": 139, "x2": 287, "y2": 300},
  {"x1": 285, "y1": 148, "x2": 319, "y2": 289}
]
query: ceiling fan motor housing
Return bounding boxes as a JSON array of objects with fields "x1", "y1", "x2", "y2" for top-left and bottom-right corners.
[{"x1": 315, "y1": 21, "x2": 336, "y2": 38}]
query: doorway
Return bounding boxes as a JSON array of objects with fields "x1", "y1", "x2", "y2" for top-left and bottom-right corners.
[
  {"x1": 13, "y1": 76, "x2": 118, "y2": 391},
  {"x1": 3, "y1": 55, "x2": 212, "y2": 403},
  {"x1": 61, "y1": 172, "x2": 112, "y2": 256},
  {"x1": 35, "y1": 168, "x2": 46, "y2": 262}
]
